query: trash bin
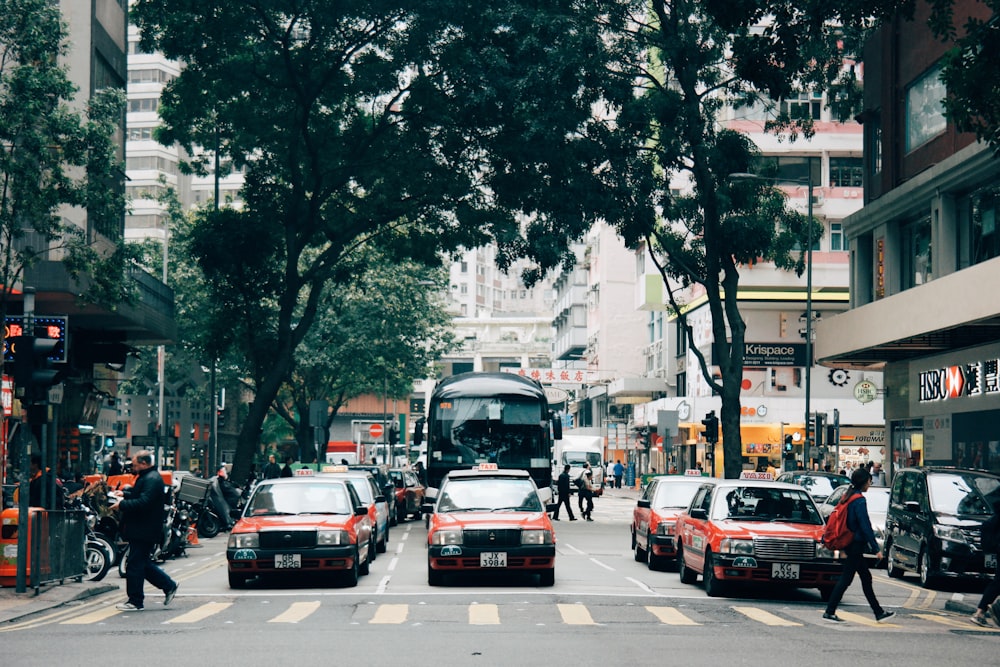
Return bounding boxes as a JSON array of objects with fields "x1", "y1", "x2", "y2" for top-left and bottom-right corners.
[{"x1": 0, "y1": 507, "x2": 50, "y2": 587}]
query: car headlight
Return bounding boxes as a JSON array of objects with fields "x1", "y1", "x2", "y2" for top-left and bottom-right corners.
[
  {"x1": 228, "y1": 532, "x2": 259, "y2": 549},
  {"x1": 318, "y1": 530, "x2": 350, "y2": 546},
  {"x1": 719, "y1": 538, "x2": 754, "y2": 555},
  {"x1": 521, "y1": 530, "x2": 554, "y2": 545},
  {"x1": 656, "y1": 521, "x2": 676, "y2": 536},
  {"x1": 430, "y1": 530, "x2": 463, "y2": 545},
  {"x1": 933, "y1": 524, "x2": 968, "y2": 544}
]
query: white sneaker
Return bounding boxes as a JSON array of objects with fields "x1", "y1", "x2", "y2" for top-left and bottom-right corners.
[{"x1": 116, "y1": 601, "x2": 143, "y2": 611}]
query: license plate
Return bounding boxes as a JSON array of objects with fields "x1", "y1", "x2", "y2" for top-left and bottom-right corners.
[
  {"x1": 987, "y1": 553, "x2": 997, "y2": 570},
  {"x1": 480, "y1": 552, "x2": 507, "y2": 568},
  {"x1": 275, "y1": 554, "x2": 301, "y2": 569},
  {"x1": 771, "y1": 563, "x2": 800, "y2": 580}
]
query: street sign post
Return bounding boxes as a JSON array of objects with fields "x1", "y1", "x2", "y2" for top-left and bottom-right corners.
[{"x1": 369, "y1": 423, "x2": 384, "y2": 439}]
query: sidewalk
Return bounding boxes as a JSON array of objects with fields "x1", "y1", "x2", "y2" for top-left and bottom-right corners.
[{"x1": 0, "y1": 579, "x2": 119, "y2": 625}]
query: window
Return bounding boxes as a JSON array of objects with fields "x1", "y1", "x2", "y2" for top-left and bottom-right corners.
[
  {"x1": 900, "y1": 217, "x2": 932, "y2": 289},
  {"x1": 830, "y1": 223, "x2": 844, "y2": 251},
  {"x1": 676, "y1": 372, "x2": 686, "y2": 397},
  {"x1": 829, "y1": 158, "x2": 862, "y2": 187},
  {"x1": 780, "y1": 92, "x2": 823, "y2": 121},
  {"x1": 755, "y1": 156, "x2": 821, "y2": 188},
  {"x1": 127, "y1": 127, "x2": 155, "y2": 141},
  {"x1": 966, "y1": 185, "x2": 1000, "y2": 266},
  {"x1": 128, "y1": 97, "x2": 159, "y2": 113},
  {"x1": 128, "y1": 69, "x2": 175, "y2": 85},
  {"x1": 460, "y1": 261, "x2": 468, "y2": 273},
  {"x1": 906, "y1": 66, "x2": 947, "y2": 152},
  {"x1": 869, "y1": 113, "x2": 882, "y2": 175}
]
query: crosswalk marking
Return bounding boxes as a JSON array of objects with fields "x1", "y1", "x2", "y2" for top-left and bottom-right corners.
[
  {"x1": 731, "y1": 606, "x2": 801, "y2": 627},
  {"x1": 60, "y1": 606, "x2": 121, "y2": 625},
  {"x1": 557, "y1": 603, "x2": 596, "y2": 625},
  {"x1": 836, "y1": 610, "x2": 900, "y2": 628},
  {"x1": 370, "y1": 603, "x2": 408, "y2": 624},
  {"x1": 469, "y1": 604, "x2": 500, "y2": 625},
  {"x1": 911, "y1": 612, "x2": 1000, "y2": 631},
  {"x1": 269, "y1": 601, "x2": 321, "y2": 624},
  {"x1": 645, "y1": 606, "x2": 700, "y2": 626},
  {"x1": 165, "y1": 602, "x2": 232, "y2": 624}
]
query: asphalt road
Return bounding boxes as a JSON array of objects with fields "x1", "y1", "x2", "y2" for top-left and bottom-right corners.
[{"x1": 1, "y1": 494, "x2": 996, "y2": 666}]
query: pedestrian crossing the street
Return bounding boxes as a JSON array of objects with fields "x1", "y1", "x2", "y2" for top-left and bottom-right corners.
[{"x1": 51, "y1": 599, "x2": 1000, "y2": 634}]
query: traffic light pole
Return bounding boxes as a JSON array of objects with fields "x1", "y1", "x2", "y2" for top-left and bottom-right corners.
[{"x1": 803, "y1": 162, "x2": 815, "y2": 469}]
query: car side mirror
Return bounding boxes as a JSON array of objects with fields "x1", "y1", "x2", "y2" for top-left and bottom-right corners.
[
  {"x1": 689, "y1": 508, "x2": 708, "y2": 520},
  {"x1": 354, "y1": 506, "x2": 368, "y2": 517},
  {"x1": 420, "y1": 502, "x2": 434, "y2": 515},
  {"x1": 375, "y1": 494, "x2": 387, "y2": 503},
  {"x1": 903, "y1": 501, "x2": 922, "y2": 513},
  {"x1": 637, "y1": 499, "x2": 651, "y2": 509}
]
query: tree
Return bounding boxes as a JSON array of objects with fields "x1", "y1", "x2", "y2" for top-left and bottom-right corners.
[
  {"x1": 131, "y1": 1, "x2": 615, "y2": 482},
  {"x1": 1, "y1": 0, "x2": 133, "y2": 360},
  {"x1": 272, "y1": 256, "x2": 455, "y2": 462}
]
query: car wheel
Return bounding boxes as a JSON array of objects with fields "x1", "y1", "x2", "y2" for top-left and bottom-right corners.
[
  {"x1": 359, "y1": 538, "x2": 373, "y2": 576},
  {"x1": 703, "y1": 552, "x2": 726, "y2": 597},
  {"x1": 397, "y1": 506, "x2": 407, "y2": 524},
  {"x1": 645, "y1": 532, "x2": 661, "y2": 571},
  {"x1": 539, "y1": 568, "x2": 555, "y2": 587},
  {"x1": 228, "y1": 571, "x2": 248, "y2": 589},
  {"x1": 630, "y1": 528, "x2": 637, "y2": 551},
  {"x1": 377, "y1": 529, "x2": 387, "y2": 554},
  {"x1": 342, "y1": 550, "x2": 359, "y2": 587},
  {"x1": 678, "y1": 545, "x2": 697, "y2": 585},
  {"x1": 634, "y1": 533, "x2": 647, "y2": 562},
  {"x1": 886, "y1": 542, "x2": 905, "y2": 579},
  {"x1": 919, "y1": 548, "x2": 937, "y2": 589},
  {"x1": 428, "y1": 562, "x2": 445, "y2": 586}
]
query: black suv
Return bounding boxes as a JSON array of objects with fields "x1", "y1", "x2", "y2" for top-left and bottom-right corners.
[
  {"x1": 885, "y1": 466, "x2": 1000, "y2": 588},
  {"x1": 348, "y1": 464, "x2": 398, "y2": 525}
]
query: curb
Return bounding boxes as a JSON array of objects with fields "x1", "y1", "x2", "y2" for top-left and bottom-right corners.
[
  {"x1": 0, "y1": 581, "x2": 119, "y2": 625},
  {"x1": 944, "y1": 598, "x2": 978, "y2": 616}
]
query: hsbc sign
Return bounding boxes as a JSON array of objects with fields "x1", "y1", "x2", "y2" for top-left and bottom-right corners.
[{"x1": 918, "y1": 359, "x2": 1000, "y2": 402}]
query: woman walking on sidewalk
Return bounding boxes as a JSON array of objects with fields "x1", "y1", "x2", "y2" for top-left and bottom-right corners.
[
  {"x1": 823, "y1": 467, "x2": 895, "y2": 624},
  {"x1": 970, "y1": 501, "x2": 1000, "y2": 627}
]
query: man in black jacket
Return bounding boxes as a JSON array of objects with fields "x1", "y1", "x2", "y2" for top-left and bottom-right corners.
[
  {"x1": 551, "y1": 465, "x2": 576, "y2": 521},
  {"x1": 110, "y1": 450, "x2": 178, "y2": 611}
]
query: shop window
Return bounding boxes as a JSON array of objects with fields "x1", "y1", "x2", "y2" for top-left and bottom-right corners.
[
  {"x1": 900, "y1": 217, "x2": 932, "y2": 289},
  {"x1": 905, "y1": 66, "x2": 947, "y2": 152},
  {"x1": 968, "y1": 185, "x2": 1000, "y2": 267}
]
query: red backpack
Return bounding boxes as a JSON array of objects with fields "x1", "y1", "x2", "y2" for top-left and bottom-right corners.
[{"x1": 822, "y1": 493, "x2": 861, "y2": 550}]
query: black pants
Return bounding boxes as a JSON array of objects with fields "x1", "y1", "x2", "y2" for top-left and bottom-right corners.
[
  {"x1": 579, "y1": 492, "x2": 594, "y2": 518},
  {"x1": 977, "y1": 569, "x2": 1000, "y2": 612},
  {"x1": 125, "y1": 540, "x2": 177, "y2": 608},
  {"x1": 552, "y1": 493, "x2": 575, "y2": 520},
  {"x1": 825, "y1": 541, "x2": 884, "y2": 616}
]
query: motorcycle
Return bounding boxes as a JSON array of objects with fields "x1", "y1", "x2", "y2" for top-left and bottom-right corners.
[{"x1": 63, "y1": 488, "x2": 115, "y2": 582}]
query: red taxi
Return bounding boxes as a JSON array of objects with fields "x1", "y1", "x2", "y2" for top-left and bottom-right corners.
[
  {"x1": 424, "y1": 464, "x2": 557, "y2": 586},
  {"x1": 675, "y1": 475, "x2": 843, "y2": 598},
  {"x1": 226, "y1": 476, "x2": 374, "y2": 588},
  {"x1": 388, "y1": 467, "x2": 425, "y2": 523},
  {"x1": 632, "y1": 475, "x2": 704, "y2": 570}
]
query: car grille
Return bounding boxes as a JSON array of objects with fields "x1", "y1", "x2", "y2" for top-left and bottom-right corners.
[
  {"x1": 753, "y1": 538, "x2": 815, "y2": 561},
  {"x1": 260, "y1": 530, "x2": 317, "y2": 549},
  {"x1": 463, "y1": 529, "x2": 521, "y2": 547}
]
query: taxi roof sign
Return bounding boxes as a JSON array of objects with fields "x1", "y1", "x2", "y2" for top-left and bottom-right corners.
[
  {"x1": 476, "y1": 463, "x2": 499, "y2": 471},
  {"x1": 684, "y1": 469, "x2": 703, "y2": 476},
  {"x1": 739, "y1": 471, "x2": 774, "y2": 481},
  {"x1": 321, "y1": 465, "x2": 349, "y2": 473},
  {"x1": 294, "y1": 467, "x2": 315, "y2": 476}
]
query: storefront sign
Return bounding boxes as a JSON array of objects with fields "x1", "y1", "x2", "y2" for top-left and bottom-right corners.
[
  {"x1": 854, "y1": 380, "x2": 878, "y2": 403},
  {"x1": 742, "y1": 342, "x2": 806, "y2": 367},
  {"x1": 917, "y1": 358, "x2": 1000, "y2": 402}
]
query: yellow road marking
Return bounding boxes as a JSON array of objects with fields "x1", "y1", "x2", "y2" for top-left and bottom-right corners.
[
  {"x1": 469, "y1": 604, "x2": 500, "y2": 625},
  {"x1": 732, "y1": 606, "x2": 802, "y2": 627},
  {"x1": 645, "y1": 606, "x2": 700, "y2": 626},
  {"x1": 268, "y1": 601, "x2": 321, "y2": 624},
  {"x1": 837, "y1": 610, "x2": 900, "y2": 627},
  {"x1": 370, "y1": 603, "x2": 408, "y2": 624},
  {"x1": 912, "y1": 612, "x2": 1000, "y2": 631},
  {"x1": 164, "y1": 601, "x2": 232, "y2": 624},
  {"x1": 60, "y1": 606, "x2": 122, "y2": 625},
  {"x1": 557, "y1": 603, "x2": 596, "y2": 625}
]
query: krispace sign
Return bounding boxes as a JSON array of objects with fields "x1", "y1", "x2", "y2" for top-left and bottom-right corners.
[{"x1": 918, "y1": 359, "x2": 1000, "y2": 402}]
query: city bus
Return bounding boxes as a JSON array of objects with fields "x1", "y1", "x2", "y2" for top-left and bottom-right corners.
[{"x1": 414, "y1": 372, "x2": 561, "y2": 494}]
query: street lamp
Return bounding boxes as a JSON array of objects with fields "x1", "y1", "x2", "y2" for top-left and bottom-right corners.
[{"x1": 729, "y1": 160, "x2": 817, "y2": 466}]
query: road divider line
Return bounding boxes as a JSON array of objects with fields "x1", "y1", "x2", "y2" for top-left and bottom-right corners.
[
  {"x1": 589, "y1": 557, "x2": 614, "y2": 572},
  {"x1": 919, "y1": 590, "x2": 936, "y2": 609},
  {"x1": 645, "y1": 606, "x2": 699, "y2": 625},
  {"x1": 376, "y1": 575, "x2": 391, "y2": 595},
  {"x1": 557, "y1": 603, "x2": 596, "y2": 625},
  {"x1": 370, "y1": 603, "x2": 408, "y2": 624},
  {"x1": 165, "y1": 601, "x2": 232, "y2": 624},
  {"x1": 732, "y1": 606, "x2": 801, "y2": 626},
  {"x1": 268, "y1": 601, "x2": 321, "y2": 623},
  {"x1": 469, "y1": 603, "x2": 500, "y2": 625},
  {"x1": 626, "y1": 577, "x2": 656, "y2": 594}
]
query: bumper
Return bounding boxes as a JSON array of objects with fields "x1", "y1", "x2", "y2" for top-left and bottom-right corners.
[
  {"x1": 651, "y1": 535, "x2": 678, "y2": 558},
  {"x1": 933, "y1": 546, "x2": 996, "y2": 580},
  {"x1": 711, "y1": 555, "x2": 843, "y2": 587},
  {"x1": 227, "y1": 546, "x2": 357, "y2": 574},
  {"x1": 428, "y1": 545, "x2": 556, "y2": 572}
]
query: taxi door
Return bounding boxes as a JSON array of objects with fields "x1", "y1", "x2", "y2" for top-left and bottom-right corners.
[{"x1": 680, "y1": 484, "x2": 714, "y2": 574}]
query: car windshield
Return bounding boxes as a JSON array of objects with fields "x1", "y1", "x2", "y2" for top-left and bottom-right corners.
[
  {"x1": 562, "y1": 451, "x2": 603, "y2": 467},
  {"x1": 927, "y1": 473, "x2": 1000, "y2": 515},
  {"x1": 714, "y1": 486, "x2": 823, "y2": 524},
  {"x1": 247, "y1": 483, "x2": 352, "y2": 516},
  {"x1": 652, "y1": 481, "x2": 703, "y2": 509},
  {"x1": 342, "y1": 477, "x2": 374, "y2": 503},
  {"x1": 793, "y1": 475, "x2": 850, "y2": 499},
  {"x1": 436, "y1": 477, "x2": 544, "y2": 513}
]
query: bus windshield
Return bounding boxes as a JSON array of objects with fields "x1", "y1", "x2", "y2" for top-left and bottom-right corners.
[{"x1": 430, "y1": 396, "x2": 545, "y2": 468}]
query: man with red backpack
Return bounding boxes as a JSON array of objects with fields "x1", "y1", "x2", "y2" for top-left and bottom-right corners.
[{"x1": 822, "y1": 468, "x2": 896, "y2": 624}]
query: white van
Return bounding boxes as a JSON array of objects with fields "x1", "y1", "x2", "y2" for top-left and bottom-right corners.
[{"x1": 552, "y1": 434, "x2": 605, "y2": 493}]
